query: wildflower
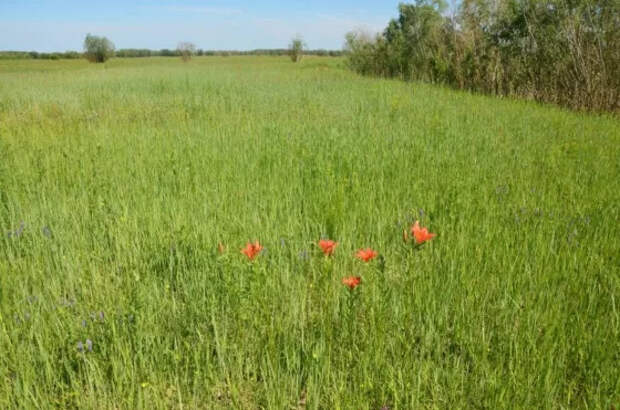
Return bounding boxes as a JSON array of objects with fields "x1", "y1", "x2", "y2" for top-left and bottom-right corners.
[
  {"x1": 42, "y1": 226, "x2": 52, "y2": 238},
  {"x1": 7, "y1": 221, "x2": 25, "y2": 239},
  {"x1": 78, "y1": 339, "x2": 93, "y2": 353},
  {"x1": 60, "y1": 297, "x2": 76, "y2": 308},
  {"x1": 318, "y1": 239, "x2": 338, "y2": 256},
  {"x1": 241, "y1": 241, "x2": 263, "y2": 260},
  {"x1": 342, "y1": 276, "x2": 361, "y2": 289},
  {"x1": 356, "y1": 248, "x2": 378, "y2": 262},
  {"x1": 411, "y1": 221, "x2": 436, "y2": 244}
]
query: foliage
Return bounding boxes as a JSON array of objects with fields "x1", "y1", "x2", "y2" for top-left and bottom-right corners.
[
  {"x1": 289, "y1": 36, "x2": 305, "y2": 62},
  {"x1": 0, "y1": 56, "x2": 617, "y2": 408},
  {"x1": 115, "y1": 49, "x2": 154, "y2": 58},
  {"x1": 83, "y1": 34, "x2": 115, "y2": 63},
  {"x1": 177, "y1": 42, "x2": 196, "y2": 62},
  {"x1": 345, "y1": 0, "x2": 619, "y2": 112}
]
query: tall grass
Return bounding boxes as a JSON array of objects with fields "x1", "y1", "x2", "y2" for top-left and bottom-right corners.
[{"x1": 0, "y1": 56, "x2": 618, "y2": 409}]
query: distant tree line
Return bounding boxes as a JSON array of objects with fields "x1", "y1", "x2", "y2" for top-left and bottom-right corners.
[
  {"x1": 0, "y1": 51, "x2": 82, "y2": 60},
  {"x1": 117, "y1": 48, "x2": 343, "y2": 57},
  {"x1": 0, "y1": 48, "x2": 342, "y2": 60},
  {"x1": 345, "y1": 0, "x2": 618, "y2": 112}
]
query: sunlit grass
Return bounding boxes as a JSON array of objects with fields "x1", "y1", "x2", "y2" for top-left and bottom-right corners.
[{"x1": 0, "y1": 56, "x2": 618, "y2": 409}]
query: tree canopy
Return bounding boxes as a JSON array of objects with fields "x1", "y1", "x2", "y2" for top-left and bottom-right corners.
[{"x1": 83, "y1": 34, "x2": 115, "y2": 63}]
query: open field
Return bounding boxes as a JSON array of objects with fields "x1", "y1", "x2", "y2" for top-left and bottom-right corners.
[{"x1": 0, "y1": 56, "x2": 618, "y2": 409}]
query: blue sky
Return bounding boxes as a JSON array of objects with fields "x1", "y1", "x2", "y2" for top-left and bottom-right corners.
[{"x1": 0, "y1": 1, "x2": 404, "y2": 52}]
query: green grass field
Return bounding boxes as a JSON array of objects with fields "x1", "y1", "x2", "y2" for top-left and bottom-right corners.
[{"x1": 0, "y1": 56, "x2": 618, "y2": 409}]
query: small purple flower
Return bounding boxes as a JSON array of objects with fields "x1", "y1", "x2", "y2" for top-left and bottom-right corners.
[
  {"x1": 298, "y1": 250, "x2": 309, "y2": 261},
  {"x1": 7, "y1": 222, "x2": 25, "y2": 239},
  {"x1": 77, "y1": 339, "x2": 93, "y2": 353},
  {"x1": 60, "y1": 297, "x2": 76, "y2": 308},
  {"x1": 41, "y1": 226, "x2": 52, "y2": 238}
]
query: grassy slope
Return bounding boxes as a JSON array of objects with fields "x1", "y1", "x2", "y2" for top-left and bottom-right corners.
[{"x1": 0, "y1": 56, "x2": 618, "y2": 409}]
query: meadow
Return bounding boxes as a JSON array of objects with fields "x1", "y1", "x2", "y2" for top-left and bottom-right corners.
[{"x1": 0, "y1": 56, "x2": 618, "y2": 409}]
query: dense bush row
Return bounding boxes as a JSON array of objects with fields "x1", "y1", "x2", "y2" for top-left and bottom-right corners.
[{"x1": 345, "y1": 0, "x2": 619, "y2": 112}]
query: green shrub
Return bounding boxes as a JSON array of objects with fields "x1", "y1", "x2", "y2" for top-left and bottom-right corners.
[
  {"x1": 289, "y1": 36, "x2": 305, "y2": 63},
  {"x1": 83, "y1": 34, "x2": 115, "y2": 63}
]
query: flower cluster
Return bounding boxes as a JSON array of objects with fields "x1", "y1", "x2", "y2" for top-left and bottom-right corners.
[
  {"x1": 241, "y1": 241, "x2": 263, "y2": 260},
  {"x1": 234, "y1": 221, "x2": 435, "y2": 291},
  {"x1": 318, "y1": 239, "x2": 338, "y2": 256}
]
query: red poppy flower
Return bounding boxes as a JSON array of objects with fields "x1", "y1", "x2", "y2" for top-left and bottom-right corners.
[
  {"x1": 411, "y1": 221, "x2": 436, "y2": 244},
  {"x1": 355, "y1": 248, "x2": 378, "y2": 262},
  {"x1": 318, "y1": 239, "x2": 338, "y2": 256},
  {"x1": 342, "y1": 276, "x2": 361, "y2": 289},
  {"x1": 241, "y1": 241, "x2": 263, "y2": 260}
]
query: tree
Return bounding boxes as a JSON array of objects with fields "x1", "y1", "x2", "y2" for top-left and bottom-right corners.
[
  {"x1": 289, "y1": 36, "x2": 305, "y2": 62},
  {"x1": 344, "y1": 29, "x2": 383, "y2": 76},
  {"x1": 344, "y1": 0, "x2": 618, "y2": 111},
  {"x1": 83, "y1": 34, "x2": 115, "y2": 63},
  {"x1": 177, "y1": 42, "x2": 196, "y2": 62}
]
